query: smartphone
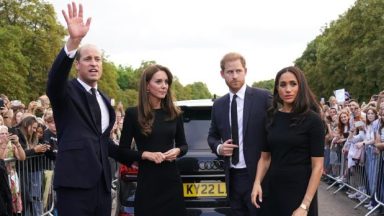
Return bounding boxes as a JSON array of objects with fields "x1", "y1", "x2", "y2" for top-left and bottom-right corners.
[
  {"x1": 354, "y1": 121, "x2": 365, "y2": 128},
  {"x1": 8, "y1": 135, "x2": 17, "y2": 144},
  {"x1": 11, "y1": 100, "x2": 21, "y2": 107},
  {"x1": 36, "y1": 100, "x2": 42, "y2": 107},
  {"x1": 0, "y1": 98, "x2": 4, "y2": 109}
]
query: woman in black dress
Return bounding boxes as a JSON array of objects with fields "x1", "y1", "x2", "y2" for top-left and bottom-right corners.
[
  {"x1": 119, "y1": 64, "x2": 188, "y2": 216},
  {"x1": 251, "y1": 66, "x2": 324, "y2": 216}
]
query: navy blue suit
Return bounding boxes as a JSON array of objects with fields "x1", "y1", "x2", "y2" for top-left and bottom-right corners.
[
  {"x1": 208, "y1": 86, "x2": 271, "y2": 215},
  {"x1": 47, "y1": 48, "x2": 138, "y2": 216}
]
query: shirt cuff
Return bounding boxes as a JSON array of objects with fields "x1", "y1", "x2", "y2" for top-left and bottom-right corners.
[
  {"x1": 64, "y1": 45, "x2": 77, "y2": 59},
  {"x1": 216, "y1": 144, "x2": 222, "y2": 155}
]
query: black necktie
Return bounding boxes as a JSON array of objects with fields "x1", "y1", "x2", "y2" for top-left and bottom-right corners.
[
  {"x1": 90, "y1": 88, "x2": 102, "y2": 132},
  {"x1": 231, "y1": 94, "x2": 239, "y2": 165}
]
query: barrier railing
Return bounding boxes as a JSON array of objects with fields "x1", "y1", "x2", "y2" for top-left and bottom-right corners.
[
  {"x1": 4, "y1": 154, "x2": 119, "y2": 216},
  {"x1": 325, "y1": 144, "x2": 384, "y2": 215},
  {"x1": 4, "y1": 154, "x2": 55, "y2": 216},
  {"x1": 365, "y1": 152, "x2": 384, "y2": 215}
]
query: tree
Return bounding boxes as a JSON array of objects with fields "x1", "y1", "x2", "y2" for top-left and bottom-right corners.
[
  {"x1": 98, "y1": 60, "x2": 121, "y2": 101},
  {"x1": 0, "y1": 26, "x2": 30, "y2": 102},
  {"x1": 0, "y1": 0, "x2": 214, "y2": 106},
  {"x1": 252, "y1": 79, "x2": 274, "y2": 92},
  {"x1": 116, "y1": 65, "x2": 138, "y2": 90},
  {"x1": 295, "y1": 0, "x2": 384, "y2": 102},
  {"x1": 172, "y1": 77, "x2": 190, "y2": 100},
  {"x1": 185, "y1": 82, "x2": 212, "y2": 99},
  {"x1": 0, "y1": 0, "x2": 65, "y2": 102}
]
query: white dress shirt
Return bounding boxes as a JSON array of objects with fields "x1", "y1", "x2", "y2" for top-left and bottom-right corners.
[
  {"x1": 64, "y1": 45, "x2": 110, "y2": 133},
  {"x1": 217, "y1": 84, "x2": 247, "y2": 169},
  {"x1": 229, "y1": 84, "x2": 246, "y2": 169},
  {"x1": 76, "y1": 79, "x2": 110, "y2": 133}
]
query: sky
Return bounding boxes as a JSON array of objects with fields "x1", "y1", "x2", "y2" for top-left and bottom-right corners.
[{"x1": 47, "y1": 0, "x2": 356, "y2": 96}]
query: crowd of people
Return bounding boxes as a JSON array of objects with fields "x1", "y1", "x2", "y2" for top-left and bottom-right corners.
[
  {"x1": 322, "y1": 91, "x2": 384, "y2": 214},
  {"x1": 3, "y1": 66, "x2": 384, "y2": 216},
  {"x1": 0, "y1": 94, "x2": 125, "y2": 215},
  {"x1": 2, "y1": 1, "x2": 383, "y2": 216}
]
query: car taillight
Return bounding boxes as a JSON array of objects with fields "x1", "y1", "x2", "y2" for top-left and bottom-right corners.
[
  {"x1": 119, "y1": 207, "x2": 135, "y2": 216},
  {"x1": 119, "y1": 213, "x2": 133, "y2": 216},
  {"x1": 120, "y1": 162, "x2": 139, "y2": 175}
]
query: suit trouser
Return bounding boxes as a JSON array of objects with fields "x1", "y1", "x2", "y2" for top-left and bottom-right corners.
[
  {"x1": 229, "y1": 168, "x2": 259, "y2": 216},
  {"x1": 56, "y1": 174, "x2": 111, "y2": 216}
]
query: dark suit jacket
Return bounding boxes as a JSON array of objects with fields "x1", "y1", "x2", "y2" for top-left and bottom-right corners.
[
  {"x1": 208, "y1": 86, "x2": 271, "y2": 193},
  {"x1": 46, "y1": 48, "x2": 129, "y2": 192}
]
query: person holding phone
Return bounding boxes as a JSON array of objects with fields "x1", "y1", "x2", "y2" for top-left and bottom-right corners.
[
  {"x1": 0, "y1": 98, "x2": 5, "y2": 111},
  {"x1": 0, "y1": 149, "x2": 12, "y2": 215},
  {"x1": 0, "y1": 125, "x2": 25, "y2": 214},
  {"x1": 10, "y1": 115, "x2": 51, "y2": 215}
]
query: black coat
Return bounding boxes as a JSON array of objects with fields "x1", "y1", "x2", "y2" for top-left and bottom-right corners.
[
  {"x1": 207, "y1": 86, "x2": 271, "y2": 194},
  {"x1": 46, "y1": 48, "x2": 128, "y2": 191},
  {"x1": 0, "y1": 159, "x2": 12, "y2": 216}
]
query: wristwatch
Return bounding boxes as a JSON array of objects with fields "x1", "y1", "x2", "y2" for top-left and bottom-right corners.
[{"x1": 300, "y1": 203, "x2": 308, "y2": 211}]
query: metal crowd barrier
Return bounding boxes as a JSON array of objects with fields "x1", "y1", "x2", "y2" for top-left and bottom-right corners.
[
  {"x1": 366, "y1": 152, "x2": 384, "y2": 215},
  {"x1": 4, "y1": 154, "x2": 55, "y2": 216},
  {"x1": 4, "y1": 155, "x2": 119, "y2": 216},
  {"x1": 324, "y1": 144, "x2": 384, "y2": 215}
]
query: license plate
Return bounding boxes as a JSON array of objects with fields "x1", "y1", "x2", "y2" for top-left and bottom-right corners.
[{"x1": 183, "y1": 182, "x2": 227, "y2": 197}]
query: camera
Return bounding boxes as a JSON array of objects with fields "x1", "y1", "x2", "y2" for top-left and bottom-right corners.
[
  {"x1": 354, "y1": 121, "x2": 365, "y2": 128},
  {"x1": 10, "y1": 100, "x2": 21, "y2": 107},
  {"x1": 0, "y1": 98, "x2": 4, "y2": 110},
  {"x1": 9, "y1": 136, "x2": 17, "y2": 144},
  {"x1": 36, "y1": 100, "x2": 42, "y2": 107}
]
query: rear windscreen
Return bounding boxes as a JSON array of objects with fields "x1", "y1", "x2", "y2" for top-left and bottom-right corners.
[{"x1": 181, "y1": 107, "x2": 211, "y2": 150}]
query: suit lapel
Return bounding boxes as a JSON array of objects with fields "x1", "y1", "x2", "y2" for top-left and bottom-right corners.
[
  {"x1": 243, "y1": 86, "x2": 253, "y2": 137},
  {"x1": 223, "y1": 94, "x2": 231, "y2": 139},
  {"x1": 71, "y1": 79, "x2": 100, "y2": 134},
  {"x1": 99, "y1": 91, "x2": 115, "y2": 134}
]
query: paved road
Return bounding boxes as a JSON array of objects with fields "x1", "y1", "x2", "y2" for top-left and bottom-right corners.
[{"x1": 319, "y1": 181, "x2": 369, "y2": 216}]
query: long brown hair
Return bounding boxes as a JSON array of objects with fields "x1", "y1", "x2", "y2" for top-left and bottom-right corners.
[
  {"x1": 365, "y1": 107, "x2": 378, "y2": 126},
  {"x1": 378, "y1": 101, "x2": 384, "y2": 135},
  {"x1": 138, "y1": 64, "x2": 181, "y2": 135},
  {"x1": 268, "y1": 66, "x2": 321, "y2": 127},
  {"x1": 337, "y1": 111, "x2": 350, "y2": 135},
  {"x1": 19, "y1": 116, "x2": 38, "y2": 148}
]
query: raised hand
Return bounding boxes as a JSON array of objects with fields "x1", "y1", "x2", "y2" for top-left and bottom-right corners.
[{"x1": 62, "y1": 2, "x2": 92, "y2": 50}]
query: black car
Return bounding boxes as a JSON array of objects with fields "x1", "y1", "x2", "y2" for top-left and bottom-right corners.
[{"x1": 117, "y1": 99, "x2": 230, "y2": 216}]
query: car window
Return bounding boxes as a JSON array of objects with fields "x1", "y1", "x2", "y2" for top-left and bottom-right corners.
[{"x1": 181, "y1": 107, "x2": 211, "y2": 150}]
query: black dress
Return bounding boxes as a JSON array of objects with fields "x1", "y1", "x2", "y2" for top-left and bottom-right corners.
[
  {"x1": 120, "y1": 107, "x2": 188, "y2": 216},
  {"x1": 263, "y1": 111, "x2": 324, "y2": 216}
]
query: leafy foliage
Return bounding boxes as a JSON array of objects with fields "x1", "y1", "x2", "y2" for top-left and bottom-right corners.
[
  {"x1": 0, "y1": 0, "x2": 65, "y2": 103},
  {"x1": 252, "y1": 79, "x2": 274, "y2": 92},
  {"x1": 0, "y1": 0, "x2": 213, "y2": 108},
  {"x1": 295, "y1": 0, "x2": 384, "y2": 102}
]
